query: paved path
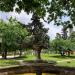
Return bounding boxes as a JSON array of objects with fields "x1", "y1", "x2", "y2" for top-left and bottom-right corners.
[{"x1": 0, "y1": 55, "x2": 19, "y2": 59}]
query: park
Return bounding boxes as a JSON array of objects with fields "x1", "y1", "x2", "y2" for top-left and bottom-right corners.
[{"x1": 0, "y1": 0, "x2": 75, "y2": 75}]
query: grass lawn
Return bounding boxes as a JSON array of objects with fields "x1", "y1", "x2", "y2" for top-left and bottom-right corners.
[
  {"x1": 24, "y1": 53, "x2": 75, "y2": 67},
  {"x1": 0, "y1": 60, "x2": 20, "y2": 68},
  {"x1": 41, "y1": 53, "x2": 72, "y2": 61},
  {"x1": 42, "y1": 54, "x2": 75, "y2": 67},
  {"x1": 0, "y1": 53, "x2": 75, "y2": 67},
  {"x1": 16, "y1": 53, "x2": 75, "y2": 60},
  {"x1": 57, "y1": 60, "x2": 75, "y2": 67}
]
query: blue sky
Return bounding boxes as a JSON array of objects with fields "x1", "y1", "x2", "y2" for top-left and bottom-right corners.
[{"x1": 0, "y1": 11, "x2": 69, "y2": 40}]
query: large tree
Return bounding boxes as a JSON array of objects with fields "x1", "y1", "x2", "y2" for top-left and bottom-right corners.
[{"x1": 28, "y1": 13, "x2": 50, "y2": 61}]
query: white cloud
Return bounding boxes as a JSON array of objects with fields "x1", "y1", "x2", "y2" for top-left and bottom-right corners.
[
  {"x1": 0, "y1": 11, "x2": 32, "y2": 24},
  {"x1": 43, "y1": 21, "x2": 62, "y2": 40}
]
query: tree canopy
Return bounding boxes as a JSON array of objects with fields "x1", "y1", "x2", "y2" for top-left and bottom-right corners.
[
  {"x1": 0, "y1": 18, "x2": 28, "y2": 58},
  {"x1": 0, "y1": 0, "x2": 75, "y2": 25},
  {"x1": 0, "y1": 0, "x2": 49, "y2": 17},
  {"x1": 51, "y1": 30, "x2": 75, "y2": 55},
  {"x1": 28, "y1": 13, "x2": 50, "y2": 49}
]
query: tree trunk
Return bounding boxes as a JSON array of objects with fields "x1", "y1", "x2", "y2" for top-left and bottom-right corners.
[
  {"x1": 36, "y1": 68, "x2": 42, "y2": 75},
  {"x1": 2, "y1": 50, "x2": 7, "y2": 59},
  {"x1": 33, "y1": 45, "x2": 42, "y2": 61},
  {"x1": 19, "y1": 50, "x2": 22, "y2": 57},
  {"x1": 4, "y1": 50, "x2": 7, "y2": 59},
  {"x1": 2, "y1": 51, "x2": 5, "y2": 59},
  {"x1": 14, "y1": 51, "x2": 16, "y2": 58},
  {"x1": 33, "y1": 45, "x2": 42, "y2": 60},
  {"x1": 36, "y1": 50, "x2": 41, "y2": 60},
  {"x1": 68, "y1": 51, "x2": 70, "y2": 57}
]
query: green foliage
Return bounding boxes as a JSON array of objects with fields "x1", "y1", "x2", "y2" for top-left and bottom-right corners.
[
  {"x1": 22, "y1": 36, "x2": 33, "y2": 49},
  {"x1": 69, "y1": 31, "x2": 75, "y2": 42},
  {"x1": 0, "y1": 0, "x2": 49, "y2": 17},
  {"x1": 1, "y1": 0, "x2": 75, "y2": 26},
  {"x1": 0, "y1": 18, "x2": 28, "y2": 51},
  {"x1": 28, "y1": 13, "x2": 50, "y2": 49},
  {"x1": 69, "y1": 31, "x2": 75, "y2": 50},
  {"x1": 51, "y1": 38, "x2": 75, "y2": 51},
  {"x1": 0, "y1": 60, "x2": 19, "y2": 67},
  {"x1": 47, "y1": 0, "x2": 75, "y2": 25}
]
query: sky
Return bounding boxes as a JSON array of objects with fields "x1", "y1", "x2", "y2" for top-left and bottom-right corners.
[{"x1": 0, "y1": 11, "x2": 68, "y2": 40}]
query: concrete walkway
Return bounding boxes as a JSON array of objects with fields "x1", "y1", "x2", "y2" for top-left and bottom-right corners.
[{"x1": 0, "y1": 55, "x2": 19, "y2": 59}]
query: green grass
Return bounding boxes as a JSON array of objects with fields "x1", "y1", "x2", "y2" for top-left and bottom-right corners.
[
  {"x1": 57, "y1": 60, "x2": 75, "y2": 67},
  {"x1": 16, "y1": 54, "x2": 36, "y2": 60},
  {"x1": 0, "y1": 59, "x2": 19, "y2": 67},
  {"x1": 17, "y1": 53, "x2": 75, "y2": 61},
  {"x1": 24, "y1": 53, "x2": 75, "y2": 67},
  {"x1": 16, "y1": 54, "x2": 64, "y2": 61},
  {"x1": 42, "y1": 54, "x2": 75, "y2": 67},
  {"x1": 41, "y1": 54, "x2": 67, "y2": 61},
  {"x1": 0, "y1": 53, "x2": 75, "y2": 67},
  {"x1": 18, "y1": 54, "x2": 75, "y2": 61}
]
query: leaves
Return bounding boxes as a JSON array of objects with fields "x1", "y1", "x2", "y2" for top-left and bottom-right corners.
[
  {"x1": 0, "y1": 18, "x2": 28, "y2": 51},
  {"x1": 28, "y1": 13, "x2": 50, "y2": 49},
  {"x1": 0, "y1": 0, "x2": 49, "y2": 17}
]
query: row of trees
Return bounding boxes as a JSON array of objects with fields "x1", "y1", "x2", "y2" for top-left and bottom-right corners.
[
  {"x1": 51, "y1": 31, "x2": 75, "y2": 56},
  {"x1": 0, "y1": 18, "x2": 28, "y2": 59},
  {"x1": 0, "y1": 15, "x2": 75, "y2": 59},
  {"x1": 0, "y1": 14, "x2": 50, "y2": 60},
  {"x1": 28, "y1": 13, "x2": 50, "y2": 60},
  {"x1": 0, "y1": 0, "x2": 75, "y2": 61}
]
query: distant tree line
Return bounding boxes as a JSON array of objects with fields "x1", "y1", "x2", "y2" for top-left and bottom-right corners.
[
  {"x1": 50, "y1": 30, "x2": 75, "y2": 56},
  {"x1": 0, "y1": 18, "x2": 29, "y2": 59}
]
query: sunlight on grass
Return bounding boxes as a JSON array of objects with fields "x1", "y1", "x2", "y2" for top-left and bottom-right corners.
[
  {"x1": 0, "y1": 60, "x2": 19, "y2": 67},
  {"x1": 41, "y1": 54, "x2": 62, "y2": 61},
  {"x1": 25, "y1": 55, "x2": 36, "y2": 60},
  {"x1": 57, "y1": 60, "x2": 75, "y2": 67},
  {"x1": 41, "y1": 54, "x2": 75, "y2": 61},
  {"x1": 0, "y1": 53, "x2": 75, "y2": 67}
]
